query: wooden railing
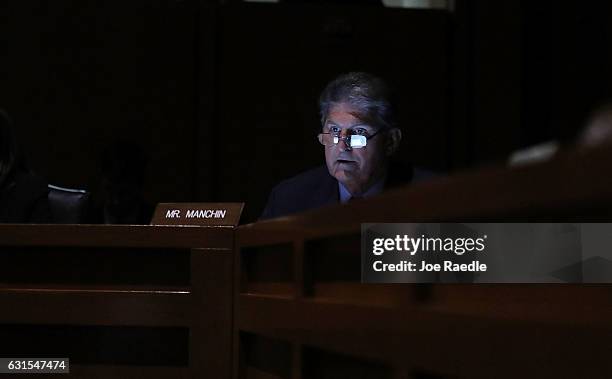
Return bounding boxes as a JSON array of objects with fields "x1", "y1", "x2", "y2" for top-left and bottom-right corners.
[
  {"x1": 234, "y1": 145, "x2": 612, "y2": 379},
  {"x1": 0, "y1": 224, "x2": 235, "y2": 379}
]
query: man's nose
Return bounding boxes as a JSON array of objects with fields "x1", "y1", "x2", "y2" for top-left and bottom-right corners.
[{"x1": 337, "y1": 130, "x2": 351, "y2": 151}]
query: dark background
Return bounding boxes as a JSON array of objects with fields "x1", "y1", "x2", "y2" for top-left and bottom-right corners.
[{"x1": 1, "y1": 0, "x2": 612, "y2": 222}]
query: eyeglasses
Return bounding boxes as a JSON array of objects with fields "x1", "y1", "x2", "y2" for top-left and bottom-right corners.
[{"x1": 317, "y1": 128, "x2": 385, "y2": 149}]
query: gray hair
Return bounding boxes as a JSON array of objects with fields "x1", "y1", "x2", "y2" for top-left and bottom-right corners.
[{"x1": 318, "y1": 72, "x2": 398, "y2": 130}]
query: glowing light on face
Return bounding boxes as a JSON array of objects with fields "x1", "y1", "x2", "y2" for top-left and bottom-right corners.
[{"x1": 322, "y1": 103, "x2": 389, "y2": 195}]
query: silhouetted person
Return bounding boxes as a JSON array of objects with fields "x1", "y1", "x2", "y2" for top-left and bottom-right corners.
[
  {"x1": 509, "y1": 100, "x2": 612, "y2": 166},
  {"x1": 578, "y1": 101, "x2": 612, "y2": 148},
  {"x1": 0, "y1": 110, "x2": 51, "y2": 223},
  {"x1": 92, "y1": 140, "x2": 153, "y2": 224}
]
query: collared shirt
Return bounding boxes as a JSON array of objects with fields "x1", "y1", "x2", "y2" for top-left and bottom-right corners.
[{"x1": 338, "y1": 178, "x2": 386, "y2": 203}]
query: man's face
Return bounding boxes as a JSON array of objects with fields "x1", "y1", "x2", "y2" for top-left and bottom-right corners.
[{"x1": 323, "y1": 103, "x2": 389, "y2": 195}]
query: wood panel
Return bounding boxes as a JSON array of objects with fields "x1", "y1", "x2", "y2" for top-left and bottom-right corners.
[{"x1": 0, "y1": 224, "x2": 235, "y2": 379}]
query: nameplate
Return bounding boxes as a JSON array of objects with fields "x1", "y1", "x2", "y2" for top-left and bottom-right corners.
[{"x1": 151, "y1": 203, "x2": 244, "y2": 227}]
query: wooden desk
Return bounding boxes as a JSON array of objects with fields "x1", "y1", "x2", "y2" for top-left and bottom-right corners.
[
  {"x1": 234, "y1": 146, "x2": 612, "y2": 379},
  {"x1": 0, "y1": 224, "x2": 235, "y2": 379},
  {"x1": 2, "y1": 146, "x2": 612, "y2": 378}
]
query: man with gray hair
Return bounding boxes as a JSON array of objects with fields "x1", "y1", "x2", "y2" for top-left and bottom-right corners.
[{"x1": 260, "y1": 72, "x2": 430, "y2": 219}]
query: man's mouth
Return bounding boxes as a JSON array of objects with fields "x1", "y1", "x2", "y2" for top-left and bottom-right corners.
[{"x1": 336, "y1": 159, "x2": 356, "y2": 164}]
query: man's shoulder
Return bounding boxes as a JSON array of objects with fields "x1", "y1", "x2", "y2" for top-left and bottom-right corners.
[
  {"x1": 274, "y1": 165, "x2": 331, "y2": 192},
  {"x1": 260, "y1": 166, "x2": 337, "y2": 220}
]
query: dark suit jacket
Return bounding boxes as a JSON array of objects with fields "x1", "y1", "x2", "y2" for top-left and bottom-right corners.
[
  {"x1": 260, "y1": 162, "x2": 433, "y2": 220},
  {"x1": 0, "y1": 171, "x2": 51, "y2": 223}
]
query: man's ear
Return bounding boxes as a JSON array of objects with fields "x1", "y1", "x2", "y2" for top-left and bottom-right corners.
[{"x1": 385, "y1": 128, "x2": 402, "y2": 156}]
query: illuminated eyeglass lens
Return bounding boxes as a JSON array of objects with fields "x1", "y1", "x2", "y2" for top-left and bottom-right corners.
[
  {"x1": 320, "y1": 134, "x2": 366, "y2": 148},
  {"x1": 349, "y1": 135, "x2": 367, "y2": 148}
]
